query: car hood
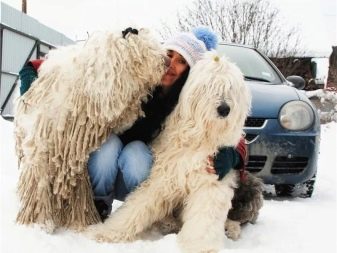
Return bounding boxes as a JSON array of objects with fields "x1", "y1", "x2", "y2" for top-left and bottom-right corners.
[{"x1": 247, "y1": 81, "x2": 300, "y2": 118}]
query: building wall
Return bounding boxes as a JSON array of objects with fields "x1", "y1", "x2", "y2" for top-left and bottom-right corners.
[{"x1": 270, "y1": 56, "x2": 331, "y2": 90}]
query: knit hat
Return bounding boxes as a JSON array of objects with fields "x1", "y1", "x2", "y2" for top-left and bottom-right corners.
[{"x1": 164, "y1": 27, "x2": 218, "y2": 67}]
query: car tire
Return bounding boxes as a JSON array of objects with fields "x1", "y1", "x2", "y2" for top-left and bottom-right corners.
[{"x1": 274, "y1": 175, "x2": 316, "y2": 198}]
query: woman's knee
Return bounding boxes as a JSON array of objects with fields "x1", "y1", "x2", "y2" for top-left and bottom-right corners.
[
  {"x1": 88, "y1": 134, "x2": 123, "y2": 170},
  {"x1": 87, "y1": 134, "x2": 123, "y2": 195},
  {"x1": 118, "y1": 141, "x2": 153, "y2": 190},
  {"x1": 101, "y1": 134, "x2": 123, "y2": 154}
]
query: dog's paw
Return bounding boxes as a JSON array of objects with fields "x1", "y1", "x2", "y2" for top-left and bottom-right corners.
[
  {"x1": 35, "y1": 219, "x2": 56, "y2": 234},
  {"x1": 105, "y1": 231, "x2": 136, "y2": 243},
  {"x1": 225, "y1": 219, "x2": 241, "y2": 241},
  {"x1": 84, "y1": 223, "x2": 105, "y2": 240},
  {"x1": 152, "y1": 216, "x2": 182, "y2": 235},
  {"x1": 84, "y1": 224, "x2": 135, "y2": 243},
  {"x1": 94, "y1": 231, "x2": 124, "y2": 243}
]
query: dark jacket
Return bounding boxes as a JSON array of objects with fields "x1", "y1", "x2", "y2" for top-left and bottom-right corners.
[{"x1": 119, "y1": 85, "x2": 182, "y2": 145}]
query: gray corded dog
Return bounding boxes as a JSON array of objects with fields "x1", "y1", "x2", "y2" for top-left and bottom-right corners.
[{"x1": 225, "y1": 171, "x2": 264, "y2": 240}]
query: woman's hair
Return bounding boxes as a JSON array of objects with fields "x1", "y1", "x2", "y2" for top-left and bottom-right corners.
[{"x1": 162, "y1": 66, "x2": 190, "y2": 110}]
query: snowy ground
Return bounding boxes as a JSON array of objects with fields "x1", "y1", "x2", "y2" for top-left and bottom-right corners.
[{"x1": 0, "y1": 118, "x2": 336, "y2": 253}]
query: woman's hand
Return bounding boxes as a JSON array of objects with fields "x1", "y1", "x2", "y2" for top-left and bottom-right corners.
[{"x1": 206, "y1": 155, "x2": 216, "y2": 174}]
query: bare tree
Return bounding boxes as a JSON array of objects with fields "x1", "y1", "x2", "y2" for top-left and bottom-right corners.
[{"x1": 159, "y1": 0, "x2": 304, "y2": 58}]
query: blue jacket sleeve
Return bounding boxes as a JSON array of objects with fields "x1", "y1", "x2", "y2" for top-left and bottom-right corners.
[{"x1": 19, "y1": 65, "x2": 38, "y2": 95}]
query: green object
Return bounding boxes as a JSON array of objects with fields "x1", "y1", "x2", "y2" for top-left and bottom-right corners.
[
  {"x1": 19, "y1": 65, "x2": 38, "y2": 95},
  {"x1": 214, "y1": 147, "x2": 240, "y2": 180}
]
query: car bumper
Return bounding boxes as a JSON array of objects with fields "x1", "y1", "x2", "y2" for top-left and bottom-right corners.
[{"x1": 244, "y1": 118, "x2": 320, "y2": 185}]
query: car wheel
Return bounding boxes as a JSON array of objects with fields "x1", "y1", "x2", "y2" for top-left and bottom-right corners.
[{"x1": 275, "y1": 175, "x2": 316, "y2": 198}]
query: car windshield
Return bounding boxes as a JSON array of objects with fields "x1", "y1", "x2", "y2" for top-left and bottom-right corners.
[{"x1": 217, "y1": 44, "x2": 283, "y2": 84}]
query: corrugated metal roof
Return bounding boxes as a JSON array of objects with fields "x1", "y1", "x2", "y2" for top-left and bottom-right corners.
[{"x1": 0, "y1": 74, "x2": 17, "y2": 116}]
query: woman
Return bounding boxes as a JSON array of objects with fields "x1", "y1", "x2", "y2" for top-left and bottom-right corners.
[{"x1": 19, "y1": 27, "x2": 247, "y2": 221}]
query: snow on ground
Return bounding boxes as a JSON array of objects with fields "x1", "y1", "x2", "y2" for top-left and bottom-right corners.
[{"x1": 0, "y1": 118, "x2": 336, "y2": 253}]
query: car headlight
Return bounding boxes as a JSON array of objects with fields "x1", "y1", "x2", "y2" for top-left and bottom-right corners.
[{"x1": 279, "y1": 101, "x2": 315, "y2": 130}]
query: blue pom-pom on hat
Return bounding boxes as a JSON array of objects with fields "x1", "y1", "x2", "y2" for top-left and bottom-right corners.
[{"x1": 192, "y1": 27, "x2": 218, "y2": 50}]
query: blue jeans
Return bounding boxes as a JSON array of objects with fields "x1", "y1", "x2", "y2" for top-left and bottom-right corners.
[{"x1": 87, "y1": 134, "x2": 153, "y2": 201}]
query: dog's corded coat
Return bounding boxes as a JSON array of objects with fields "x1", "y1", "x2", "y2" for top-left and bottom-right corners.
[
  {"x1": 14, "y1": 29, "x2": 165, "y2": 231},
  {"x1": 88, "y1": 52, "x2": 252, "y2": 253}
]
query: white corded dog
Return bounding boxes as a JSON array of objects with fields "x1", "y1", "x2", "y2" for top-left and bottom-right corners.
[
  {"x1": 15, "y1": 28, "x2": 166, "y2": 232},
  {"x1": 88, "y1": 51, "x2": 252, "y2": 253}
]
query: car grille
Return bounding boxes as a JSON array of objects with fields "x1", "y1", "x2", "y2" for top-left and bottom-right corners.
[
  {"x1": 271, "y1": 156, "x2": 308, "y2": 174},
  {"x1": 246, "y1": 155, "x2": 267, "y2": 173},
  {"x1": 244, "y1": 117, "x2": 266, "y2": 127},
  {"x1": 245, "y1": 133, "x2": 258, "y2": 142}
]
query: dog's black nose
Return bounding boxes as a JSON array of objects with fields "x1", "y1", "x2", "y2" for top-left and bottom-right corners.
[{"x1": 217, "y1": 102, "x2": 230, "y2": 117}]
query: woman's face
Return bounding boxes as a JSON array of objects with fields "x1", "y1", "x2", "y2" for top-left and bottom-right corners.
[{"x1": 161, "y1": 50, "x2": 189, "y2": 87}]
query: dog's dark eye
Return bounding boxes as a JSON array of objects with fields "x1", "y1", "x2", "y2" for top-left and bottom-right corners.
[{"x1": 217, "y1": 102, "x2": 230, "y2": 117}]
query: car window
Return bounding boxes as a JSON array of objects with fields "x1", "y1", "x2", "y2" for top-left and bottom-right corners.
[{"x1": 217, "y1": 44, "x2": 283, "y2": 84}]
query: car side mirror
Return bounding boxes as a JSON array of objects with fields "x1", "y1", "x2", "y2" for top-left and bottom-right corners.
[{"x1": 286, "y1": 75, "x2": 306, "y2": 90}]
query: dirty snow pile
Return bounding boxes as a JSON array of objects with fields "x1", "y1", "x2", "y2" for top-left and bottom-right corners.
[{"x1": 306, "y1": 89, "x2": 337, "y2": 122}]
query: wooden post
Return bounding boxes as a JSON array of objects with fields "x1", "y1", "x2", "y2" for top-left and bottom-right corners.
[
  {"x1": 22, "y1": 0, "x2": 27, "y2": 14},
  {"x1": 327, "y1": 46, "x2": 337, "y2": 88}
]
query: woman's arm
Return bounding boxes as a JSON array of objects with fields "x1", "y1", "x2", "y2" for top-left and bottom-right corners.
[
  {"x1": 206, "y1": 137, "x2": 247, "y2": 180},
  {"x1": 19, "y1": 59, "x2": 44, "y2": 95}
]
